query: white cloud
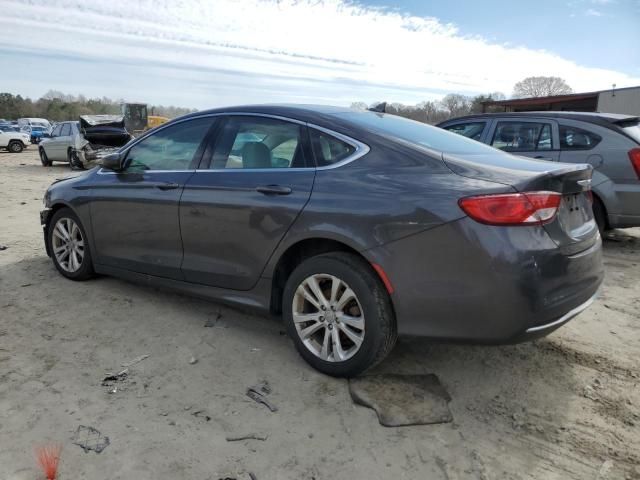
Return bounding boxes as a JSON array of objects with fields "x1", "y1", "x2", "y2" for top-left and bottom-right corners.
[
  {"x1": 585, "y1": 8, "x2": 604, "y2": 15},
  {"x1": 0, "y1": 0, "x2": 638, "y2": 107}
]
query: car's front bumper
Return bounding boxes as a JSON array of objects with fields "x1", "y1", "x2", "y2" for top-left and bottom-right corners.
[
  {"x1": 366, "y1": 217, "x2": 604, "y2": 342},
  {"x1": 40, "y1": 207, "x2": 52, "y2": 257}
]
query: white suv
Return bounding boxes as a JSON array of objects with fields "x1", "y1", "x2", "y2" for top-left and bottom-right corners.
[{"x1": 0, "y1": 127, "x2": 31, "y2": 153}]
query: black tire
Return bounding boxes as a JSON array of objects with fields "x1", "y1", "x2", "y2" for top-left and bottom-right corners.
[
  {"x1": 47, "y1": 208, "x2": 95, "y2": 281},
  {"x1": 40, "y1": 148, "x2": 52, "y2": 167},
  {"x1": 68, "y1": 149, "x2": 85, "y2": 170},
  {"x1": 283, "y1": 252, "x2": 397, "y2": 377},
  {"x1": 593, "y1": 196, "x2": 608, "y2": 234},
  {"x1": 8, "y1": 141, "x2": 23, "y2": 153}
]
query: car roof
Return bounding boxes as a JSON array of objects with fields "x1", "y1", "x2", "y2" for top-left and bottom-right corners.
[
  {"x1": 440, "y1": 111, "x2": 639, "y2": 126},
  {"x1": 180, "y1": 104, "x2": 356, "y2": 125}
]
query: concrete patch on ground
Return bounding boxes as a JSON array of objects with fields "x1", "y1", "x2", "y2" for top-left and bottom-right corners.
[{"x1": 349, "y1": 373, "x2": 452, "y2": 426}]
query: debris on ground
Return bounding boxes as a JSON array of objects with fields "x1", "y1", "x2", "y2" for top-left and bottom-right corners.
[
  {"x1": 0, "y1": 245, "x2": 7, "y2": 251},
  {"x1": 249, "y1": 473, "x2": 258, "y2": 480},
  {"x1": 225, "y1": 433, "x2": 268, "y2": 442},
  {"x1": 204, "y1": 312, "x2": 222, "y2": 327},
  {"x1": 35, "y1": 444, "x2": 62, "y2": 480},
  {"x1": 192, "y1": 410, "x2": 212, "y2": 422},
  {"x1": 101, "y1": 369, "x2": 128, "y2": 387},
  {"x1": 349, "y1": 373, "x2": 453, "y2": 427},
  {"x1": 246, "y1": 381, "x2": 277, "y2": 412},
  {"x1": 20, "y1": 283, "x2": 32, "y2": 287},
  {"x1": 71, "y1": 425, "x2": 110, "y2": 454},
  {"x1": 121, "y1": 354, "x2": 149, "y2": 368}
]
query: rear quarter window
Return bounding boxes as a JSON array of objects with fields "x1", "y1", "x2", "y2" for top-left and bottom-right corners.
[{"x1": 559, "y1": 125, "x2": 602, "y2": 150}]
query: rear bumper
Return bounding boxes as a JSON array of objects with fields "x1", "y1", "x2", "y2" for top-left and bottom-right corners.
[
  {"x1": 366, "y1": 217, "x2": 604, "y2": 342},
  {"x1": 511, "y1": 292, "x2": 597, "y2": 342}
]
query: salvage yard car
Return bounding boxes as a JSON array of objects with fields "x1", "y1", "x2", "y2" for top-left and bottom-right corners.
[
  {"x1": 438, "y1": 112, "x2": 640, "y2": 232},
  {"x1": 0, "y1": 125, "x2": 31, "y2": 152},
  {"x1": 40, "y1": 105, "x2": 604, "y2": 377},
  {"x1": 39, "y1": 115, "x2": 132, "y2": 169}
]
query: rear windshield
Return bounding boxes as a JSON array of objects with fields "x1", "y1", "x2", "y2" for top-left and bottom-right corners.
[
  {"x1": 335, "y1": 111, "x2": 503, "y2": 155},
  {"x1": 621, "y1": 123, "x2": 640, "y2": 144}
]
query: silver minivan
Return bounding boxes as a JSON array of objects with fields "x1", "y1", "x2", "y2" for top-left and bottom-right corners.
[{"x1": 438, "y1": 112, "x2": 640, "y2": 231}]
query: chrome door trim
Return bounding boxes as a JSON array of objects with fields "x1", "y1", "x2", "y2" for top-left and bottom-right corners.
[{"x1": 113, "y1": 112, "x2": 371, "y2": 172}]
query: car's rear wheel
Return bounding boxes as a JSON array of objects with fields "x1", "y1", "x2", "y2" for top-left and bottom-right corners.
[
  {"x1": 68, "y1": 149, "x2": 85, "y2": 170},
  {"x1": 8, "y1": 141, "x2": 23, "y2": 153},
  {"x1": 40, "y1": 148, "x2": 52, "y2": 167},
  {"x1": 283, "y1": 252, "x2": 396, "y2": 377},
  {"x1": 47, "y1": 208, "x2": 95, "y2": 281}
]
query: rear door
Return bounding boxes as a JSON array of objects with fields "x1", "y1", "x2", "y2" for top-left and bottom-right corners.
[
  {"x1": 57, "y1": 123, "x2": 73, "y2": 160},
  {"x1": 488, "y1": 118, "x2": 560, "y2": 161},
  {"x1": 179, "y1": 115, "x2": 315, "y2": 289}
]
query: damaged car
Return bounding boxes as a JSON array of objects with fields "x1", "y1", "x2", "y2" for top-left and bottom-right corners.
[
  {"x1": 39, "y1": 115, "x2": 132, "y2": 170},
  {"x1": 40, "y1": 105, "x2": 604, "y2": 377}
]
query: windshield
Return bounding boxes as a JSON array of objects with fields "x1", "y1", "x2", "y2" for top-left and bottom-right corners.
[
  {"x1": 622, "y1": 123, "x2": 640, "y2": 144},
  {"x1": 335, "y1": 111, "x2": 504, "y2": 155}
]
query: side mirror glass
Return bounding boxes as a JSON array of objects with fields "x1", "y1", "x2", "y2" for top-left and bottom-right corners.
[{"x1": 100, "y1": 152, "x2": 124, "y2": 171}]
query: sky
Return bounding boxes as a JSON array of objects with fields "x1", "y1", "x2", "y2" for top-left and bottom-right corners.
[{"x1": 1, "y1": 0, "x2": 639, "y2": 109}]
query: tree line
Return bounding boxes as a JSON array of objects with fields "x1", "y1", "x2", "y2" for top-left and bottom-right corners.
[
  {"x1": 351, "y1": 76, "x2": 573, "y2": 124},
  {"x1": 351, "y1": 92, "x2": 507, "y2": 124},
  {"x1": 0, "y1": 90, "x2": 197, "y2": 122}
]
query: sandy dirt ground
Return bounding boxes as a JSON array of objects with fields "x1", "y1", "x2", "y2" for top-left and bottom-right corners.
[{"x1": 1, "y1": 148, "x2": 639, "y2": 480}]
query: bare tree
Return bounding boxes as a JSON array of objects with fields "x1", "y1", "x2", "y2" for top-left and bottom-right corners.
[
  {"x1": 440, "y1": 94, "x2": 472, "y2": 118},
  {"x1": 512, "y1": 77, "x2": 573, "y2": 98}
]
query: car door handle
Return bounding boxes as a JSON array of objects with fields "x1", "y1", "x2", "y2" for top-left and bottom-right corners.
[
  {"x1": 534, "y1": 156, "x2": 552, "y2": 160},
  {"x1": 156, "y1": 182, "x2": 181, "y2": 190},
  {"x1": 255, "y1": 185, "x2": 292, "y2": 195}
]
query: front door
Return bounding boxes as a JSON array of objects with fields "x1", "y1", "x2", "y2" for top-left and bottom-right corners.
[
  {"x1": 45, "y1": 123, "x2": 64, "y2": 160},
  {"x1": 88, "y1": 116, "x2": 216, "y2": 279},
  {"x1": 488, "y1": 119, "x2": 560, "y2": 161},
  {"x1": 180, "y1": 115, "x2": 315, "y2": 290}
]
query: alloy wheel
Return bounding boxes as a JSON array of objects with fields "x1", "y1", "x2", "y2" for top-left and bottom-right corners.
[
  {"x1": 292, "y1": 274, "x2": 365, "y2": 362},
  {"x1": 52, "y1": 217, "x2": 85, "y2": 273}
]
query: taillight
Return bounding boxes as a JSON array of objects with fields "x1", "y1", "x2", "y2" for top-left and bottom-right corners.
[
  {"x1": 459, "y1": 191, "x2": 562, "y2": 226},
  {"x1": 629, "y1": 148, "x2": 640, "y2": 179}
]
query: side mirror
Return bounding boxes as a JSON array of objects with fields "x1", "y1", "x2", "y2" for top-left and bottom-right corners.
[{"x1": 100, "y1": 152, "x2": 124, "y2": 171}]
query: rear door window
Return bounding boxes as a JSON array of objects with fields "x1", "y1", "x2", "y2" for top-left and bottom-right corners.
[
  {"x1": 60, "y1": 124, "x2": 71, "y2": 137},
  {"x1": 491, "y1": 121, "x2": 553, "y2": 152},
  {"x1": 559, "y1": 125, "x2": 601, "y2": 150},
  {"x1": 210, "y1": 116, "x2": 308, "y2": 169},
  {"x1": 443, "y1": 122, "x2": 486, "y2": 141}
]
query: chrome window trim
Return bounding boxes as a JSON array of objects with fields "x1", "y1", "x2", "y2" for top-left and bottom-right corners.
[
  {"x1": 97, "y1": 168, "x2": 195, "y2": 175},
  {"x1": 306, "y1": 123, "x2": 370, "y2": 170},
  {"x1": 110, "y1": 111, "x2": 370, "y2": 173}
]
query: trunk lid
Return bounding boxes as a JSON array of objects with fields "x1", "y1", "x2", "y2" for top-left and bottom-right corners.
[
  {"x1": 444, "y1": 152, "x2": 598, "y2": 254},
  {"x1": 79, "y1": 115, "x2": 132, "y2": 147}
]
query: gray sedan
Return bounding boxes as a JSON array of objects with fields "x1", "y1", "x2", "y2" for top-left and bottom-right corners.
[
  {"x1": 438, "y1": 112, "x2": 640, "y2": 231},
  {"x1": 40, "y1": 105, "x2": 603, "y2": 377}
]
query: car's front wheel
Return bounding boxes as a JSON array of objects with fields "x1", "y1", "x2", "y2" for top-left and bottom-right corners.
[
  {"x1": 47, "y1": 208, "x2": 95, "y2": 280},
  {"x1": 8, "y1": 141, "x2": 23, "y2": 153},
  {"x1": 283, "y1": 252, "x2": 397, "y2": 377},
  {"x1": 40, "y1": 148, "x2": 52, "y2": 167}
]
